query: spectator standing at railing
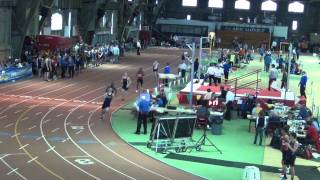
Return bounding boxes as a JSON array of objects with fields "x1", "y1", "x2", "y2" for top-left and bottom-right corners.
[
  {"x1": 137, "y1": 40, "x2": 141, "y2": 55},
  {"x1": 51, "y1": 55, "x2": 58, "y2": 80},
  {"x1": 91, "y1": 48, "x2": 97, "y2": 67},
  {"x1": 44, "y1": 55, "x2": 51, "y2": 81},
  {"x1": 68, "y1": 54, "x2": 75, "y2": 78},
  {"x1": 75, "y1": 54, "x2": 81, "y2": 75},
  {"x1": 113, "y1": 45, "x2": 120, "y2": 64},
  {"x1": 60, "y1": 54, "x2": 67, "y2": 78}
]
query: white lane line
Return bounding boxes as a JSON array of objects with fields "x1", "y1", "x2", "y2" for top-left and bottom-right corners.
[
  {"x1": 28, "y1": 105, "x2": 37, "y2": 109},
  {"x1": 19, "y1": 95, "x2": 32, "y2": 99},
  {"x1": 77, "y1": 115, "x2": 84, "y2": 119},
  {"x1": 0, "y1": 154, "x2": 9, "y2": 160},
  {"x1": 1, "y1": 159, "x2": 27, "y2": 180},
  {"x1": 68, "y1": 108, "x2": 75, "y2": 112},
  {"x1": 35, "y1": 112, "x2": 43, "y2": 116},
  {"x1": 14, "y1": 109, "x2": 23, "y2": 114},
  {"x1": 66, "y1": 121, "x2": 72, "y2": 125},
  {"x1": 21, "y1": 117, "x2": 29, "y2": 121},
  {"x1": 63, "y1": 97, "x2": 136, "y2": 180},
  {"x1": 46, "y1": 146, "x2": 55, "y2": 153},
  {"x1": 38, "y1": 97, "x2": 51, "y2": 100},
  {"x1": 28, "y1": 125, "x2": 37, "y2": 130},
  {"x1": 0, "y1": 98, "x2": 9, "y2": 103},
  {"x1": 11, "y1": 133, "x2": 20, "y2": 138},
  {"x1": 0, "y1": 115, "x2": 8, "y2": 119},
  {"x1": 64, "y1": 155, "x2": 89, "y2": 158},
  {"x1": 56, "y1": 114, "x2": 63, "y2": 117},
  {"x1": 51, "y1": 128, "x2": 60, "y2": 133},
  {"x1": 0, "y1": 82, "x2": 75, "y2": 115},
  {"x1": 6, "y1": 168, "x2": 18, "y2": 175},
  {"x1": 89, "y1": 105, "x2": 173, "y2": 180},
  {"x1": 40, "y1": 86, "x2": 109, "y2": 180},
  {"x1": 27, "y1": 156, "x2": 38, "y2": 164},
  {"x1": 38, "y1": 64, "x2": 150, "y2": 179},
  {"x1": 4, "y1": 123, "x2": 14, "y2": 128},
  {"x1": 19, "y1": 144, "x2": 29, "y2": 150},
  {"x1": 0, "y1": 153, "x2": 27, "y2": 157},
  {"x1": 19, "y1": 81, "x2": 66, "y2": 96},
  {"x1": 43, "y1": 119, "x2": 51, "y2": 124},
  {"x1": 36, "y1": 136, "x2": 44, "y2": 141},
  {"x1": 75, "y1": 130, "x2": 83, "y2": 135},
  {"x1": 61, "y1": 138, "x2": 69, "y2": 143},
  {"x1": 54, "y1": 99, "x2": 67, "y2": 102}
]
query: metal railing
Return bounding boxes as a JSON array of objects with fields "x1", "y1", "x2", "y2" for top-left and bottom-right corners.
[{"x1": 227, "y1": 69, "x2": 262, "y2": 98}]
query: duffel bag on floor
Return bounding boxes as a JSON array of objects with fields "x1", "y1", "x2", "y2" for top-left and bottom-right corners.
[{"x1": 242, "y1": 166, "x2": 260, "y2": 180}]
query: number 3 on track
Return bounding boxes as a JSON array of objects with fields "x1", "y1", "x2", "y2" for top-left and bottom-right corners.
[{"x1": 75, "y1": 159, "x2": 94, "y2": 165}]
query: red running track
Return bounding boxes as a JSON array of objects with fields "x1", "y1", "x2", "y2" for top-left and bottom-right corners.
[{"x1": 0, "y1": 48, "x2": 203, "y2": 180}]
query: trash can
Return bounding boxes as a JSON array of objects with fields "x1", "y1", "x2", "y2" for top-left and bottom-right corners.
[{"x1": 211, "y1": 114, "x2": 223, "y2": 135}]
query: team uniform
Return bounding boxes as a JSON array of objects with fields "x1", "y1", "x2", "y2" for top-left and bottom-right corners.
[
  {"x1": 100, "y1": 86, "x2": 116, "y2": 121},
  {"x1": 122, "y1": 76, "x2": 130, "y2": 91}
]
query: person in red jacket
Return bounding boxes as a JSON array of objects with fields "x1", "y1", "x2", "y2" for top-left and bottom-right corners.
[{"x1": 306, "y1": 121, "x2": 319, "y2": 145}]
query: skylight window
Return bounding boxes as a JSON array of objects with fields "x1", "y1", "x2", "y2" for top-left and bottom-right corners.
[
  {"x1": 261, "y1": 0, "x2": 277, "y2": 11},
  {"x1": 292, "y1": 20, "x2": 298, "y2": 31},
  {"x1": 187, "y1": 14, "x2": 191, "y2": 20},
  {"x1": 288, "y1": 1, "x2": 304, "y2": 13},
  {"x1": 182, "y1": 0, "x2": 197, "y2": 7},
  {"x1": 51, "y1": 12, "x2": 63, "y2": 30},
  {"x1": 235, "y1": 0, "x2": 250, "y2": 10},
  {"x1": 208, "y1": 0, "x2": 223, "y2": 8}
]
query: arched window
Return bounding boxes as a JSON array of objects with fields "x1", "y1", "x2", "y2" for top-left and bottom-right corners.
[
  {"x1": 235, "y1": 0, "x2": 250, "y2": 10},
  {"x1": 292, "y1": 20, "x2": 298, "y2": 31},
  {"x1": 208, "y1": 0, "x2": 223, "y2": 8},
  {"x1": 187, "y1": 14, "x2": 191, "y2": 20},
  {"x1": 261, "y1": 0, "x2": 277, "y2": 11},
  {"x1": 51, "y1": 12, "x2": 63, "y2": 30},
  {"x1": 182, "y1": 0, "x2": 197, "y2": 7},
  {"x1": 288, "y1": 1, "x2": 304, "y2": 13}
]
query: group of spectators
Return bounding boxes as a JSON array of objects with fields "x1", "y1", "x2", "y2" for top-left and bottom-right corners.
[{"x1": 17, "y1": 42, "x2": 123, "y2": 81}]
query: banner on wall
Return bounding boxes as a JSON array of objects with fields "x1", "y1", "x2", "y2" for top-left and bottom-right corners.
[
  {"x1": 0, "y1": 65, "x2": 32, "y2": 83},
  {"x1": 220, "y1": 25, "x2": 269, "y2": 33}
]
